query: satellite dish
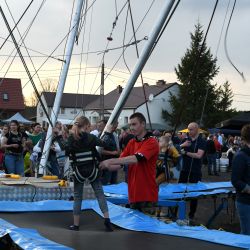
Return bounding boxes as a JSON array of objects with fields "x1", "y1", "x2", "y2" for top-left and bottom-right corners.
[{"x1": 148, "y1": 93, "x2": 154, "y2": 102}]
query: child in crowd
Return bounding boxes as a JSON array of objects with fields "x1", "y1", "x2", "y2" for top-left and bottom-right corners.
[
  {"x1": 23, "y1": 140, "x2": 34, "y2": 176},
  {"x1": 156, "y1": 135, "x2": 180, "y2": 218},
  {"x1": 156, "y1": 135, "x2": 180, "y2": 185}
]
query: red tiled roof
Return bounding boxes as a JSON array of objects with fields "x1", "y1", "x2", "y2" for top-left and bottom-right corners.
[{"x1": 0, "y1": 78, "x2": 25, "y2": 111}]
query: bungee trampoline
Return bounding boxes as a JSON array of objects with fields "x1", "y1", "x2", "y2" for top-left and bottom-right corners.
[{"x1": 0, "y1": 200, "x2": 249, "y2": 250}]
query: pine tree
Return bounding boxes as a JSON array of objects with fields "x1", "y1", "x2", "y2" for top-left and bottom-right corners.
[
  {"x1": 216, "y1": 81, "x2": 236, "y2": 119},
  {"x1": 163, "y1": 22, "x2": 220, "y2": 128}
]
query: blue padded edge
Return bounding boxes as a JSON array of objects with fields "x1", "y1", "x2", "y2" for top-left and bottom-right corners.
[
  {"x1": 103, "y1": 182, "x2": 233, "y2": 198},
  {"x1": 0, "y1": 200, "x2": 249, "y2": 250},
  {"x1": 105, "y1": 189, "x2": 233, "y2": 202},
  {"x1": 0, "y1": 218, "x2": 73, "y2": 250}
]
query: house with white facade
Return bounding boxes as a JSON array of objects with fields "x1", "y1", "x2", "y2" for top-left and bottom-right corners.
[
  {"x1": 36, "y1": 92, "x2": 99, "y2": 128},
  {"x1": 84, "y1": 81, "x2": 179, "y2": 130},
  {"x1": 37, "y1": 81, "x2": 179, "y2": 130}
]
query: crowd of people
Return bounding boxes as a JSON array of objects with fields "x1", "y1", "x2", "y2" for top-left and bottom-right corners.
[{"x1": 0, "y1": 114, "x2": 249, "y2": 235}]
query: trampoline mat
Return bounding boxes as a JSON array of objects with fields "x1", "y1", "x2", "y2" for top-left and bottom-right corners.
[{"x1": 0, "y1": 211, "x2": 241, "y2": 250}]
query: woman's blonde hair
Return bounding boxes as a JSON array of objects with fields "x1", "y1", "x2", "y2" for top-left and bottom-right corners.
[{"x1": 71, "y1": 116, "x2": 90, "y2": 140}]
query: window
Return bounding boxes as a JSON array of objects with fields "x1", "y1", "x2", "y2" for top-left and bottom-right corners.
[
  {"x1": 92, "y1": 116, "x2": 98, "y2": 123},
  {"x1": 60, "y1": 108, "x2": 65, "y2": 114},
  {"x1": 70, "y1": 109, "x2": 77, "y2": 114},
  {"x1": 124, "y1": 116, "x2": 128, "y2": 124},
  {"x1": 3, "y1": 93, "x2": 9, "y2": 101}
]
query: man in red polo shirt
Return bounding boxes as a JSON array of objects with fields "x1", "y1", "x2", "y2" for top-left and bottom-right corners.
[{"x1": 99, "y1": 112, "x2": 159, "y2": 212}]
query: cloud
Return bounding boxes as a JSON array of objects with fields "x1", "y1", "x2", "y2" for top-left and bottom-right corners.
[{"x1": 0, "y1": 0, "x2": 249, "y2": 111}]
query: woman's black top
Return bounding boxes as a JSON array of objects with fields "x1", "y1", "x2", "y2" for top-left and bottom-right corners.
[{"x1": 6, "y1": 132, "x2": 23, "y2": 154}]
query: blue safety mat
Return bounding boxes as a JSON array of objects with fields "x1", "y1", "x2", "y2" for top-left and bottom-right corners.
[
  {"x1": 106, "y1": 188, "x2": 233, "y2": 201},
  {"x1": 159, "y1": 181, "x2": 233, "y2": 193},
  {"x1": 159, "y1": 188, "x2": 233, "y2": 199},
  {"x1": 0, "y1": 200, "x2": 249, "y2": 250},
  {"x1": 103, "y1": 182, "x2": 234, "y2": 199},
  {"x1": 0, "y1": 218, "x2": 73, "y2": 250}
]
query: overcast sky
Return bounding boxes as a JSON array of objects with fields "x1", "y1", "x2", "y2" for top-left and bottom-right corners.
[{"x1": 0, "y1": 0, "x2": 249, "y2": 110}]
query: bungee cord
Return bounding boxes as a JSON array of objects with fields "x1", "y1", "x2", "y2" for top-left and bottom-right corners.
[
  {"x1": 0, "y1": 0, "x2": 34, "y2": 51},
  {"x1": 4, "y1": 0, "x2": 58, "y2": 121},
  {"x1": 91, "y1": 0, "x2": 155, "y2": 95},
  {"x1": 0, "y1": 6, "x2": 53, "y2": 127},
  {"x1": 224, "y1": 0, "x2": 246, "y2": 82},
  {"x1": 160, "y1": 1, "x2": 220, "y2": 211}
]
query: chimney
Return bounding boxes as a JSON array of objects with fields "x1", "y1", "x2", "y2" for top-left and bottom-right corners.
[
  {"x1": 117, "y1": 85, "x2": 123, "y2": 94},
  {"x1": 156, "y1": 79, "x2": 166, "y2": 86}
]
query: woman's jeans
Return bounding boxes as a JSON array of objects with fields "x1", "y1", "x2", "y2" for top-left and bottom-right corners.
[
  {"x1": 5, "y1": 154, "x2": 24, "y2": 176},
  {"x1": 73, "y1": 177, "x2": 108, "y2": 215},
  {"x1": 237, "y1": 201, "x2": 250, "y2": 235}
]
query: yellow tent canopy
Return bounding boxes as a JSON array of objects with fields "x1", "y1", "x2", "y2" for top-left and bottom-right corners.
[{"x1": 178, "y1": 128, "x2": 207, "y2": 134}]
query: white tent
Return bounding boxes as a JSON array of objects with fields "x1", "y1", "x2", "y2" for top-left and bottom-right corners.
[{"x1": 3, "y1": 112, "x2": 33, "y2": 124}]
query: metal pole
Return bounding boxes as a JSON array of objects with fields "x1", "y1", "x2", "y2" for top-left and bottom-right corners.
[
  {"x1": 100, "y1": 63, "x2": 105, "y2": 120},
  {"x1": 39, "y1": 0, "x2": 85, "y2": 174},
  {"x1": 104, "y1": 0, "x2": 175, "y2": 130}
]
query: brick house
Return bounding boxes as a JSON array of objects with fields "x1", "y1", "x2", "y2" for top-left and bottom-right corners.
[{"x1": 0, "y1": 78, "x2": 25, "y2": 120}]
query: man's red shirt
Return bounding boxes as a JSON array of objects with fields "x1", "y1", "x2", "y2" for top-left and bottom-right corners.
[
  {"x1": 214, "y1": 139, "x2": 221, "y2": 152},
  {"x1": 121, "y1": 136, "x2": 159, "y2": 203}
]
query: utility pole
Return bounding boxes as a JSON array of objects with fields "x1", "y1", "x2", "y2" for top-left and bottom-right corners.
[{"x1": 100, "y1": 62, "x2": 105, "y2": 120}]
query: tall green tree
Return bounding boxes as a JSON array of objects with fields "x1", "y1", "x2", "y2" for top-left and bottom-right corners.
[
  {"x1": 162, "y1": 23, "x2": 223, "y2": 128},
  {"x1": 216, "y1": 81, "x2": 236, "y2": 120}
]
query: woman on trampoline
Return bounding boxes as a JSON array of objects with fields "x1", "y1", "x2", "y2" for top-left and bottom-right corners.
[{"x1": 61, "y1": 116, "x2": 113, "y2": 232}]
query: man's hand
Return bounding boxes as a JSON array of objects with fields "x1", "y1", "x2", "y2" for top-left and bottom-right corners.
[
  {"x1": 242, "y1": 184, "x2": 250, "y2": 194},
  {"x1": 181, "y1": 140, "x2": 191, "y2": 148},
  {"x1": 99, "y1": 159, "x2": 111, "y2": 170},
  {"x1": 112, "y1": 150, "x2": 120, "y2": 156},
  {"x1": 99, "y1": 160, "x2": 122, "y2": 171},
  {"x1": 180, "y1": 148, "x2": 187, "y2": 156}
]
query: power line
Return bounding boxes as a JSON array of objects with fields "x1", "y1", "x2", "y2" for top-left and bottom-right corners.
[
  {"x1": 89, "y1": 0, "x2": 129, "y2": 94},
  {"x1": 0, "y1": 6, "x2": 53, "y2": 127},
  {"x1": 82, "y1": 1, "x2": 94, "y2": 109},
  {"x1": 104, "y1": 0, "x2": 156, "y2": 83},
  {"x1": 215, "y1": 0, "x2": 231, "y2": 57},
  {"x1": 149, "y1": 0, "x2": 181, "y2": 57},
  {"x1": 91, "y1": 0, "x2": 156, "y2": 95},
  {"x1": 127, "y1": 0, "x2": 152, "y2": 129},
  {"x1": 121, "y1": 3, "x2": 131, "y2": 74},
  {"x1": 0, "y1": 0, "x2": 34, "y2": 51},
  {"x1": 0, "y1": 0, "x2": 47, "y2": 77},
  {"x1": 234, "y1": 93, "x2": 250, "y2": 97},
  {"x1": 233, "y1": 100, "x2": 250, "y2": 104},
  {"x1": 4, "y1": 0, "x2": 57, "y2": 120},
  {"x1": 0, "y1": 36, "x2": 65, "y2": 62}
]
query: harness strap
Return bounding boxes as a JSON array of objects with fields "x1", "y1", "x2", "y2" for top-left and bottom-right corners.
[{"x1": 70, "y1": 150, "x2": 99, "y2": 183}]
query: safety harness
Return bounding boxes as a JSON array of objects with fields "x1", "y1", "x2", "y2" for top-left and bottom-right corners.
[{"x1": 69, "y1": 151, "x2": 99, "y2": 183}]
